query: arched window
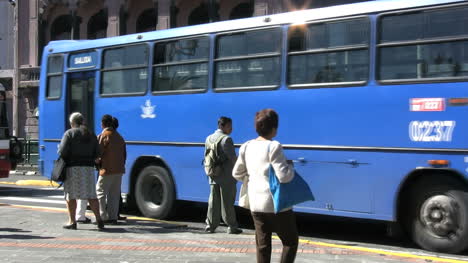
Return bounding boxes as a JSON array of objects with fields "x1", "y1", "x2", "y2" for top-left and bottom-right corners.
[
  {"x1": 51, "y1": 15, "x2": 73, "y2": 40},
  {"x1": 88, "y1": 10, "x2": 108, "y2": 39},
  {"x1": 229, "y1": 3, "x2": 253, "y2": 20},
  {"x1": 188, "y1": 3, "x2": 210, "y2": 25},
  {"x1": 136, "y1": 8, "x2": 157, "y2": 33}
]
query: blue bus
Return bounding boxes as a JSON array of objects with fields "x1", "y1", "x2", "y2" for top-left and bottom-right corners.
[{"x1": 39, "y1": 0, "x2": 468, "y2": 253}]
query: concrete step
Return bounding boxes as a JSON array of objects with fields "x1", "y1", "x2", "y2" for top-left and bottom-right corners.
[
  {"x1": 15, "y1": 164, "x2": 38, "y2": 171},
  {"x1": 10, "y1": 164, "x2": 39, "y2": 176}
]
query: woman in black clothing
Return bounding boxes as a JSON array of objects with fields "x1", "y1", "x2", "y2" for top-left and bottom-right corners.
[{"x1": 58, "y1": 112, "x2": 104, "y2": 230}]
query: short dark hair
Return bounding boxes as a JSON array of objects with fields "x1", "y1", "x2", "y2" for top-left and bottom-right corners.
[
  {"x1": 255, "y1": 109, "x2": 278, "y2": 137},
  {"x1": 112, "y1": 117, "x2": 119, "y2": 130},
  {"x1": 218, "y1": 116, "x2": 232, "y2": 129},
  {"x1": 101, "y1": 114, "x2": 113, "y2": 128}
]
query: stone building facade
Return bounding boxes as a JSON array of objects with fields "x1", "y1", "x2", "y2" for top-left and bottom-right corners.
[{"x1": 0, "y1": 0, "x2": 366, "y2": 139}]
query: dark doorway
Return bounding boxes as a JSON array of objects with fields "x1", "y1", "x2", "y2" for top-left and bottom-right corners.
[
  {"x1": 229, "y1": 2, "x2": 253, "y2": 20},
  {"x1": 51, "y1": 15, "x2": 72, "y2": 40},
  {"x1": 188, "y1": 2, "x2": 219, "y2": 25},
  {"x1": 88, "y1": 10, "x2": 107, "y2": 39},
  {"x1": 67, "y1": 71, "x2": 95, "y2": 131},
  {"x1": 136, "y1": 8, "x2": 157, "y2": 33}
]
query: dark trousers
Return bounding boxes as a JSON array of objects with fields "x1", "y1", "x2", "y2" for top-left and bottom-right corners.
[{"x1": 251, "y1": 210, "x2": 298, "y2": 263}]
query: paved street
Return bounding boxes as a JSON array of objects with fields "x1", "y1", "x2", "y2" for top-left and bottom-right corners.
[{"x1": 1, "y1": 174, "x2": 468, "y2": 263}]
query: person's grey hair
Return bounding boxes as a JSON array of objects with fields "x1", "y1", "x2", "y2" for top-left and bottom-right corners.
[{"x1": 69, "y1": 112, "x2": 84, "y2": 127}]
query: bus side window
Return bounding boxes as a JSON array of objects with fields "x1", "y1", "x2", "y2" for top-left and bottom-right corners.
[
  {"x1": 287, "y1": 18, "x2": 369, "y2": 87},
  {"x1": 152, "y1": 37, "x2": 209, "y2": 93},
  {"x1": 46, "y1": 55, "x2": 64, "y2": 99},
  {"x1": 378, "y1": 5, "x2": 468, "y2": 81},
  {"x1": 101, "y1": 44, "x2": 148, "y2": 95},
  {"x1": 214, "y1": 28, "x2": 282, "y2": 90}
]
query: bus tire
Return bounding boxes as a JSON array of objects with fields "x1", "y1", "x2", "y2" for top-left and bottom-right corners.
[
  {"x1": 134, "y1": 165, "x2": 175, "y2": 219},
  {"x1": 408, "y1": 175, "x2": 468, "y2": 253}
]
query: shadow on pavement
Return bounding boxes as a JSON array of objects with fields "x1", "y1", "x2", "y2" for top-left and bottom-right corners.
[
  {"x1": 0, "y1": 227, "x2": 55, "y2": 240},
  {"x1": 0, "y1": 185, "x2": 61, "y2": 198},
  {"x1": 0, "y1": 234, "x2": 55, "y2": 240},
  {"x1": 74, "y1": 219, "x2": 189, "y2": 234},
  {"x1": 0, "y1": 228, "x2": 31, "y2": 233},
  {"x1": 157, "y1": 200, "x2": 420, "y2": 250}
]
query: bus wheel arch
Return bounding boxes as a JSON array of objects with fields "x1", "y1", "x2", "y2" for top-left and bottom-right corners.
[
  {"x1": 397, "y1": 169, "x2": 468, "y2": 253},
  {"x1": 129, "y1": 156, "x2": 176, "y2": 219}
]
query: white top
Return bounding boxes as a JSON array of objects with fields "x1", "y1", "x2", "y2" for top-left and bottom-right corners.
[{"x1": 233, "y1": 139, "x2": 295, "y2": 213}]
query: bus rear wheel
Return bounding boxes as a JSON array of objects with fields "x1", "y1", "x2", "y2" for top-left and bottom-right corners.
[
  {"x1": 135, "y1": 165, "x2": 175, "y2": 219},
  {"x1": 408, "y1": 175, "x2": 468, "y2": 253}
]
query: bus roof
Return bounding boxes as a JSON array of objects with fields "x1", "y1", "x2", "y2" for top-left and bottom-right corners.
[{"x1": 45, "y1": 0, "x2": 462, "y2": 54}]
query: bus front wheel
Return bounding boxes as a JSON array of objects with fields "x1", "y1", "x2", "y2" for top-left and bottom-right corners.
[
  {"x1": 135, "y1": 165, "x2": 175, "y2": 219},
  {"x1": 408, "y1": 175, "x2": 468, "y2": 253}
]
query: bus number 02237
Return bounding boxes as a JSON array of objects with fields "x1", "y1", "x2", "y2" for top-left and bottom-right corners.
[{"x1": 409, "y1": 120, "x2": 456, "y2": 142}]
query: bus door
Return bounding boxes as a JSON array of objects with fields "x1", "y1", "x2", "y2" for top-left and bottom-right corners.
[
  {"x1": 293, "y1": 151, "x2": 373, "y2": 214},
  {"x1": 66, "y1": 71, "x2": 95, "y2": 131}
]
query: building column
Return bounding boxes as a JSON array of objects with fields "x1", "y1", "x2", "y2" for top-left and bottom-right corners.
[
  {"x1": 12, "y1": 1, "x2": 19, "y2": 136},
  {"x1": 254, "y1": 0, "x2": 283, "y2": 16},
  {"x1": 268, "y1": 0, "x2": 283, "y2": 14},
  {"x1": 106, "y1": 0, "x2": 124, "y2": 37},
  {"x1": 68, "y1": 0, "x2": 79, "y2": 39},
  {"x1": 28, "y1": 0, "x2": 39, "y2": 66},
  {"x1": 254, "y1": 0, "x2": 268, "y2": 16},
  {"x1": 157, "y1": 0, "x2": 171, "y2": 30}
]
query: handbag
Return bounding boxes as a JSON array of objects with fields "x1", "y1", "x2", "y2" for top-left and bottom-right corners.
[
  {"x1": 51, "y1": 157, "x2": 67, "y2": 183},
  {"x1": 268, "y1": 144, "x2": 314, "y2": 213},
  {"x1": 238, "y1": 141, "x2": 251, "y2": 209},
  {"x1": 238, "y1": 176, "x2": 249, "y2": 209}
]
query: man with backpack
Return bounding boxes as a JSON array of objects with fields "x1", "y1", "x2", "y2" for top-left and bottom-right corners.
[{"x1": 203, "y1": 117, "x2": 242, "y2": 234}]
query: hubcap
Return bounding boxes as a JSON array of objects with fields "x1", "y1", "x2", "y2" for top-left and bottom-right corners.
[
  {"x1": 142, "y1": 174, "x2": 164, "y2": 208},
  {"x1": 420, "y1": 195, "x2": 459, "y2": 238}
]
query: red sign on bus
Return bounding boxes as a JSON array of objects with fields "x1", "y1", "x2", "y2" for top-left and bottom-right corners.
[{"x1": 410, "y1": 98, "x2": 445, "y2": 112}]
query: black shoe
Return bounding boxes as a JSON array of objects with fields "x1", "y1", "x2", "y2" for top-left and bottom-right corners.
[
  {"x1": 205, "y1": 225, "x2": 215, "y2": 233},
  {"x1": 104, "y1": 219, "x2": 118, "y2": 225},
  {"x1": 227, "y1": 227, "x2": 242, "y2": 234},
  {"x1": 118, "y1": 216, "x2": 127, "y2": 221},
  {"x1": 76, "y1": 217, "x2": 91, "y2": 224},
  {"x1": 63, "y1": 223, "x2": 77, "y2": 230},
  {"x1": 97, "y1": 220, "x2": 105, "y2": 231}
]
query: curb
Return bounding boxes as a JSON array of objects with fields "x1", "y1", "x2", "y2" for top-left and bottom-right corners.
[
  {"x1": 16, "y1": 180, "x2": 59, "y2": 187},
  {"x1": 0, "y1": 180, "x2": 59, "y2": 187}
]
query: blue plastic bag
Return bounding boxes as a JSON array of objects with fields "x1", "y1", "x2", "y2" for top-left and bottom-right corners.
[{"x1": 269, "y1": 165, "x2": 314, "y2": 213}]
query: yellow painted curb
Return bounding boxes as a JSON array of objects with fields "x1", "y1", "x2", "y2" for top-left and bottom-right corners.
[
  {"x1": 3, "y1": 203, "x2": 67, "y2": 212},
  {"x1": 0, "y1": 180, "x2": 59, "y2": 187},
  {"x1": 15, "y1": 180, "x2": 60, "y2": 187},
  {"x1": 125, "y1": 215, "x2": 187, "y2": 226},
  {"x1": 0, "y1": 181, "x2": 16, "y2": 185},
  {"x1": 277, "y1": 236, "x2": 467, "y2": 263}
]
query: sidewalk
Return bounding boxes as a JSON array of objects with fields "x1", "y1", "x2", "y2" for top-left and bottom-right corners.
[
  {"x1": 0, "y1": 203, "x2": 405, "y2": 263},
  {"x1": 2, "y1": 174, "x2": 468, "y2": 262},
  {"x1": 2, "y1": 200, "x2": 467, "y2": 263}
]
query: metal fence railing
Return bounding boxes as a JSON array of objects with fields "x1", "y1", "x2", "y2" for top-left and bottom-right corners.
[{"x1": 18, "y1": 138, "x2": 38, "y2": 166}]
